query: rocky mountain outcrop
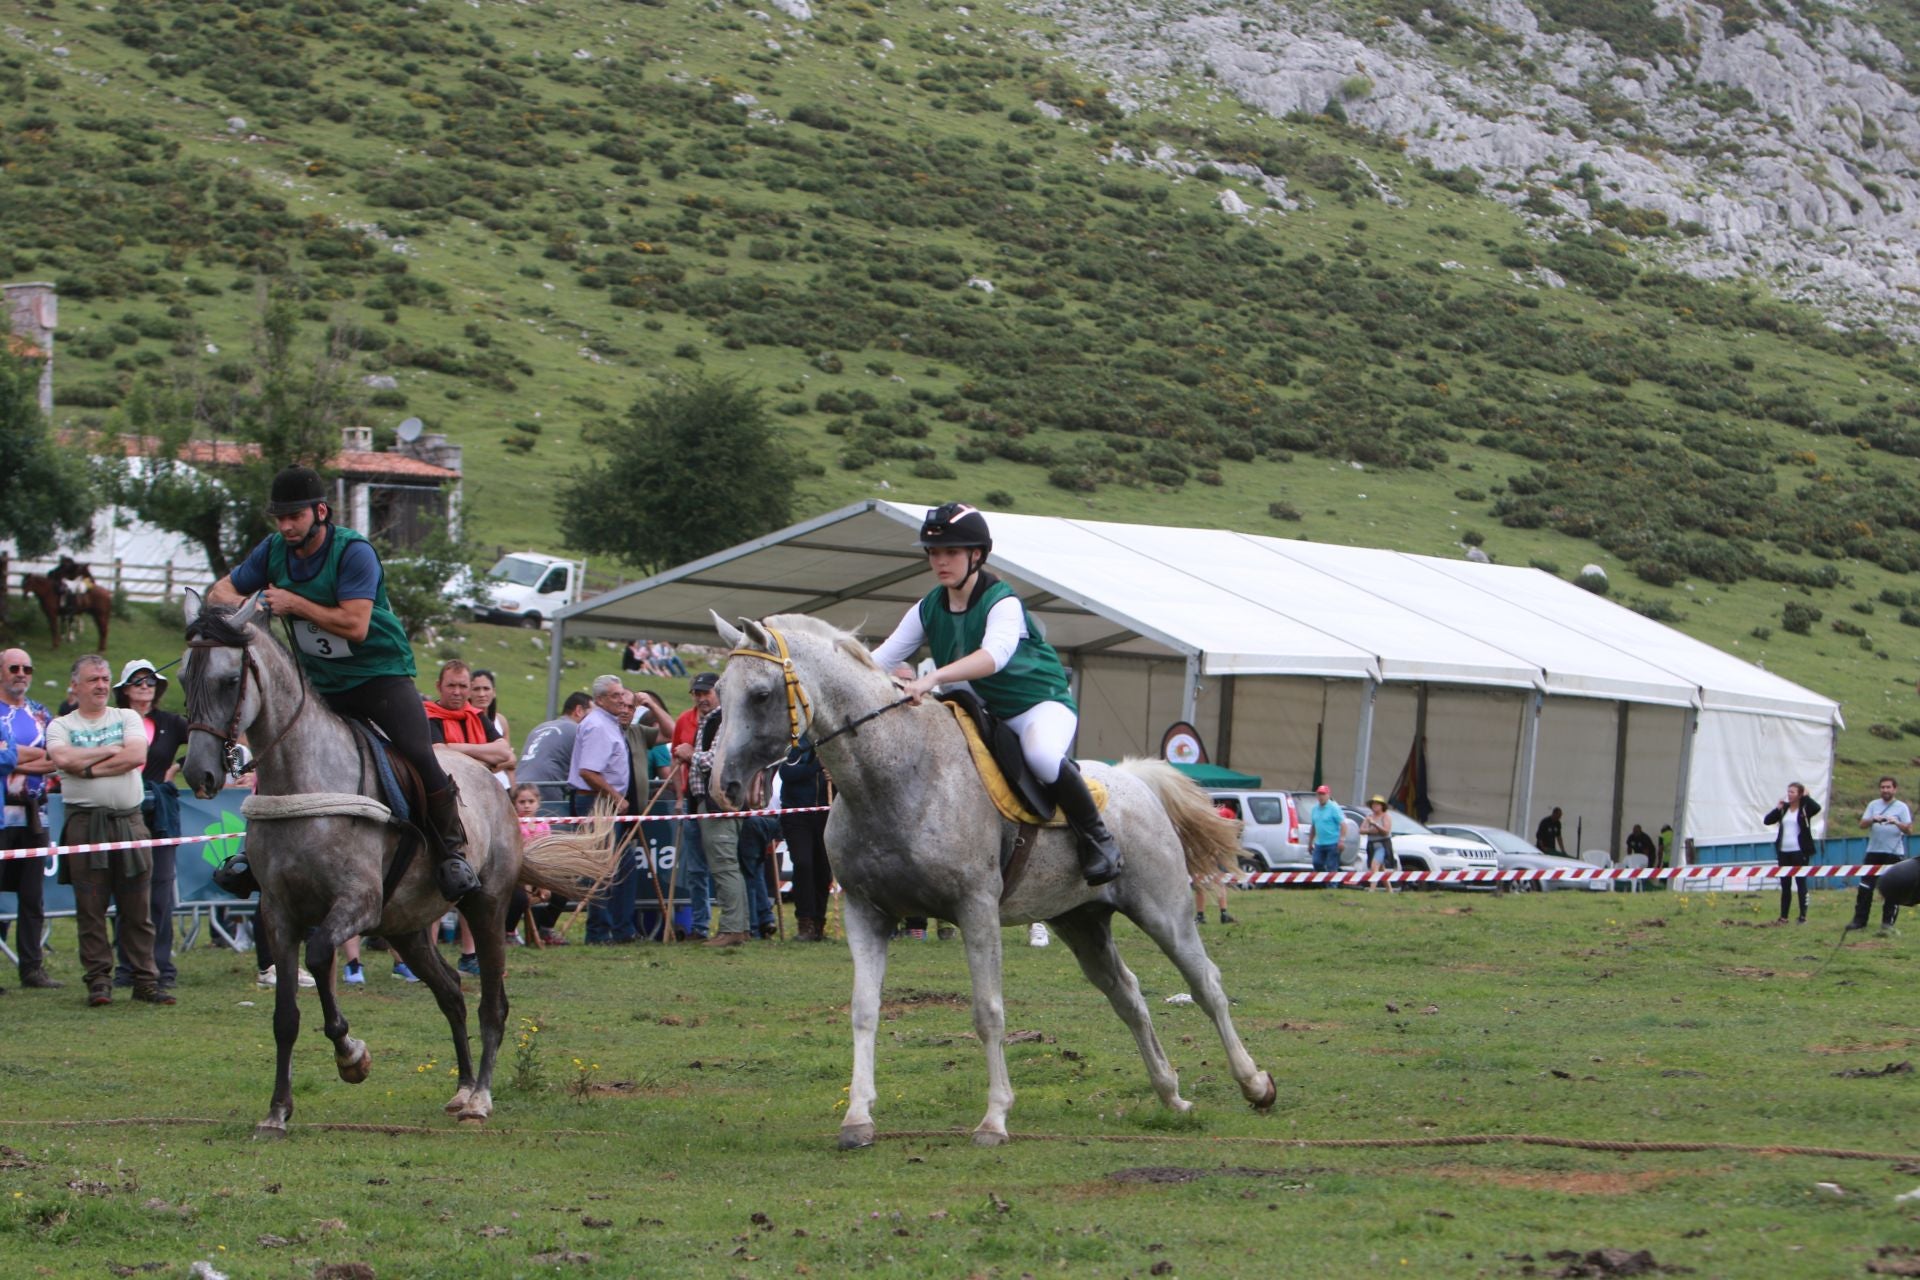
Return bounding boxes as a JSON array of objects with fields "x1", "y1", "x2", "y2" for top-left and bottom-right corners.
[{"x1": 1019, "y1": 0, "x2": 1920, "y2": 334}]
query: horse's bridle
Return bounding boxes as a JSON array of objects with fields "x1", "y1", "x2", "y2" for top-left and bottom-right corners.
[
  {"x1": 185, "y1": 625, "x2": 309, "y2": 777},
  {"x1": 728, "y1": 624, "x2": 911, "y2": 752}
]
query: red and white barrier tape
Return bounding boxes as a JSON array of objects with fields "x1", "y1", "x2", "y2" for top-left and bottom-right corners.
[
  {"x1": 1236, "y1": 865, "x2": 1891, "y2": 887},
  {"x1": 0, "y1": 805, "x2": 836, "y2": 862}
]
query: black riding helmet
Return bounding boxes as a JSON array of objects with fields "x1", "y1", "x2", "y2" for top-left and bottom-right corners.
[
  {"x1": 917, "y1": 502, "x2": 992, "y2": 553},
  {"x1": 266, "y1": 465, "x2": 328, "y2": 516}
]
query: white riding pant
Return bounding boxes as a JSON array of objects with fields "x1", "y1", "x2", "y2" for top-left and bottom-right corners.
[{"x1": 1003, "y1": 700, "x2": 1078, "y2": 785}]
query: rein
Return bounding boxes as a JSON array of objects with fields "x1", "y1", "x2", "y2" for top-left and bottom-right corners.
[
  {"x1": 729, "y1": 625, "x2": 911, "y2": 751},
  {"x1": 184, "y1": 618, "x2": 310, "y2": 776}
]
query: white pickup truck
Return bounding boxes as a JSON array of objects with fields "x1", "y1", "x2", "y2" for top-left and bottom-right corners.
[{"x1": 466, "y1": 552, "x2": 585, "y2": 628}]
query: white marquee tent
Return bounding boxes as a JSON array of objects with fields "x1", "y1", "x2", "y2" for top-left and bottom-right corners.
[{"x1": 549, "y1": 501, "x2": 1841, "y2": 850}]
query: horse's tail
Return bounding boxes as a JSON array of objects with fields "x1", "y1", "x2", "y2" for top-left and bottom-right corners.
[
  {"x1": 519, "y1": 801, "x2": 624, "y2": 902},
  {"x1": 1112, "y1": 758, "x2": 1242, "y2": 882}
]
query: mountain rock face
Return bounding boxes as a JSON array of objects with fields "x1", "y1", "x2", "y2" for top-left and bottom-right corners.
[{"x1": 1022, "y1": 0, "x2": 1920, "y2": 333}]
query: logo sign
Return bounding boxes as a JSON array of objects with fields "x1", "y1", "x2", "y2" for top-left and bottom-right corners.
[{"x1": 1159, "y1": 721, "x2": 1208, "y2": 767}]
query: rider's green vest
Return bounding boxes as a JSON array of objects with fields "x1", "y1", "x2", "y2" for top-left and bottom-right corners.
[
  {"x1": 917, "y1": 577, "x2": 1075, "y2": 719},
  {"x1": 265, "y1": 525, "x2": 415, "y2": 695}
]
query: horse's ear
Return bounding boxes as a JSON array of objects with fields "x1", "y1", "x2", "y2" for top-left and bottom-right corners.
[
  {"x1": 231, "y1": 592, "x2": 262, "y2": 629},
  {"x1": 741, "y1": 617, "x2": 775, "y2": 653},
  {"x1": 182, "y1": 588, "x2": 203, "y2": 627},
  {"x1": 710, "y1": 610, "x2": 745, "y2": 649}
]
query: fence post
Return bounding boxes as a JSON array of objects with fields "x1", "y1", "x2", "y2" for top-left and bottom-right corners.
[{"x1": 113, "y1": 558, "x2": 124, "y2": 596}]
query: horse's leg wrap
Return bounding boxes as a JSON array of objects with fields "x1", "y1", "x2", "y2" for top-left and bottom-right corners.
[
  {"x1": 426, "y1": 781, "x2": 481, "y2": 901},
  {"x1": 1053, "y1": 761, "x2": 1122, "y2": 886}
]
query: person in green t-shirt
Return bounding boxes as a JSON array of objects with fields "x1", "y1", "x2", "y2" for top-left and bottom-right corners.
[
  {"x1": 207, "y1": 465, "x2": 482, "y2": 902},
  {"x1": 871, "y1": 503, "x2": 1121, "y2": 886}
]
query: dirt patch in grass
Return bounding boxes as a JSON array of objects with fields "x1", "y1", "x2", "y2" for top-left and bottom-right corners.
[
  {"x1": 1418, "y1": 1165, "x2": 1685, "y2": 1195},
  {"x1": 1807, "y1": 1040, "x2": 1916, "y2": 1055},
  {"x1": 879, "y1": 990, "x2": 970, "y2": 1019},
  {"x1": 1719, "y1": 966, "x2": 1812, "y2": 979},
  {"x1": 1246, "y1": 1019, "x2": 1343, "y2": 1033}
]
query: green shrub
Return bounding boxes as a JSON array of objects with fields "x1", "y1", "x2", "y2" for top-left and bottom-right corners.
[
  {"x1": 1268, "y1": 501, "x2": 1302, "y2": 522},
  {"x1": 1782, "y1": 602, "x2": 1822, "y2": 635}
]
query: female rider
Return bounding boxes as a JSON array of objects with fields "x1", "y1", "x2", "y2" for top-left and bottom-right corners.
[{"x1": 872, "y1": 503, "x2": 1121, "y2": 886}]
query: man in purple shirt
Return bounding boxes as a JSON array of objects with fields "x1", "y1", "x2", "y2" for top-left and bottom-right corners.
[
  {"x1": 567, "y1": 675, "x2": 631, "y2": 816},
  {"x1": 0, "y1": 647, "x2": 61, "y2": 991}
]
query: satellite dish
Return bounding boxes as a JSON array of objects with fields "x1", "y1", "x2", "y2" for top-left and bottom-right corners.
[{"x1": 396, "y1": 417, "x2": 424, "y2": 443}]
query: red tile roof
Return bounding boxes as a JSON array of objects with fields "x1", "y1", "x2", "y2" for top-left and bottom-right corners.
[{"x1": 98, "y1": 434, "x2": 458, "y2": 481}]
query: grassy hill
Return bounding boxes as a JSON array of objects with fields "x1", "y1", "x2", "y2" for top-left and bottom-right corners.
[{"x1": 7, "y1": 0, "x2": 1920, "y2": 806}]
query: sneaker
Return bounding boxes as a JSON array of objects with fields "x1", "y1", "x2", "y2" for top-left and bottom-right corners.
[
  {"x1": 1028, "y1": 923, "x2": 1050, "y2": 948},
  {"x1": 1196, "y1": 911, "x2": 1207, "y2": 926},
  {"x1": 343, "y1": 961, "x2": 365, "y2": 986},
  {"x1": 19, "y1": 968, "x2": 62, "y2": 990},
  {"x1": 257, "y1": 965, "x2": 318, "y2": 989},
  {"x1": 392, "y1": 961, "x2": 420, "y2": 983},
  {"x1": 132, "y1": 987, "x2": 176, "y2": 1006},
  {"x1": 88, "y1": 984, "x2": 112, "y2": 1007},
  {"x1": 936, "y1": 924, "x2": 956, "y2": 942},
  {"x1": 457, "y1": 953, "x2": 481, "y2": 976},
  {"x1": 1219, "y1": 909, "x2": 1236, "y2": 925}
]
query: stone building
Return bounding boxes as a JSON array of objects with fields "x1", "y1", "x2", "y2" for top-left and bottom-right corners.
[{"x1": 3, "y1": 281, "x2": 56, "y2": 416}]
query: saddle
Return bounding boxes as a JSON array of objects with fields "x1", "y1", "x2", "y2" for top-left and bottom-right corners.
[{"x1": 939, "y1": 692, "x2": 1107, "y2": 828}]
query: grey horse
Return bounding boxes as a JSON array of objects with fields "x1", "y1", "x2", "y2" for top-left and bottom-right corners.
[
  {"x1": 709, "y1": 613, "x2": 1276, "y2": 1148},
  {"x1": 178, "y1": 590, "x2": 614, "y2": 1137}
]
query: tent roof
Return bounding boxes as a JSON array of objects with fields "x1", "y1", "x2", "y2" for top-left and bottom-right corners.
[{"x1": 557, "y1": 500, "x2": 1840, "y2": 725}]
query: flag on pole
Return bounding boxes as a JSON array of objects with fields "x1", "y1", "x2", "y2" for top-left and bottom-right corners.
[
  {"x1": 1390, "y1": 735, "x2": 1432, "y2": 821},
  {"x1": 1311, "y1": 722, "x2": 1324, "y2": 790}
]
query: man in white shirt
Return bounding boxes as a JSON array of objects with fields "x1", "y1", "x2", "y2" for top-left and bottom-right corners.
[
  {"x1": 1852, "y1": 775, "x2": 1913, "y2": 936},
  {"x1": 46, "y1": 654, "x2": 168, "y2": 1007}
]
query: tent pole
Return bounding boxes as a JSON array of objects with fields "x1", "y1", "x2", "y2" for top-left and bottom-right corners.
[
  {"x1": 1181, "y1": 653, "x2": 1200, "y2": 726},
  {"x1": 1216, "y1": 675, "x2": 1236, "y2": 766},
  {"x1": 1351, "y1": 677, "x2": 1377, "y2": 803},
  {"x1": 1670, "y1": 706, "x2": 1699, "y2": 867},
  {"x1": 1510, "y1": 690, "x2": 1543, "y2": 834},
  {"x1": 1608, "y1": 701, "x2": 1630, "y2": 857},
  {"x1": 544, "y1": 617, "x2": 567, "y2": 720}
]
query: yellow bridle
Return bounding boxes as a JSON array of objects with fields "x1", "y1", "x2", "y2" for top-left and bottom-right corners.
[{"x1": 729, "y1": 624, "x2": 814, "y2": 750}]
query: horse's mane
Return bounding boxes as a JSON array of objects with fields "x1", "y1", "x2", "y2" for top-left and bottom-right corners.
[
  {"x1": 763, "y1": 613, "x2": 885, "y2": 672},
  {"x1": 184, "y1": 604, "x2": 256, "y2": 649}
]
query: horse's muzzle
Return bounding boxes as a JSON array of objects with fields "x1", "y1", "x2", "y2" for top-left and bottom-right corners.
[{"x1": 186, "y1": 769, "x2": 222, "y2": 801}]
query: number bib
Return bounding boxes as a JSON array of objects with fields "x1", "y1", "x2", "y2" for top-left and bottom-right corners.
[{"x1": 294, "y1": 621, "x2": 353, "y2": 660}]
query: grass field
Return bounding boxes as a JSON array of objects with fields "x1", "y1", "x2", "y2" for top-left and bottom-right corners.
[{"x1": 3, "y1": 886, "x2": 1919, "y2": 1277}]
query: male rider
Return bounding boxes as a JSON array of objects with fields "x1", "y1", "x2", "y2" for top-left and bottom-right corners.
[{"x1": 206, "y1": 466, "x2": 481, "y2": 901}]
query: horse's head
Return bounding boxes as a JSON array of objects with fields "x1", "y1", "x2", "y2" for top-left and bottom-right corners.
[
  {"x1": 179, "y1": 588, "x2": 270, "y2": 799},
  {"x1": 709, "y1": 612, "x2": 803, "y2": 810}
]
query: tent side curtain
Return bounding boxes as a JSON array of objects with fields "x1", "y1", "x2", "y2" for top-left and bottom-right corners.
[{"x1": 1687, "y1": 708, "x2": 1834, "y2": 843}]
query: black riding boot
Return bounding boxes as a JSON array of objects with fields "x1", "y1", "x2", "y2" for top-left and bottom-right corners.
[
  {"x1": 1053, "y1": 761, "x2": 1122, "y2": 887},
  {"x1": 425, "y1": 781, "x2": 482, "y2": 901},
  {"x1": 1845, "y1": 884, "x2": 1876, "y2": 932}
]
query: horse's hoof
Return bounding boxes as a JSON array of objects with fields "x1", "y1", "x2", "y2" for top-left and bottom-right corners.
[
  {"x1": 1247, "y1": 1071, "x2": 1277, "y2": 1113},
  {"x1": 336, "y1": 1044, "x2": 372, "y2": 1085},
  {"x1": 444, "y1": 1087, "x2": 474, "y2": 1115},
  {"x1": 1169, "y1": 1097, "x2": 1195, "y2": 1114},
  {"x1": 837, "y1": 1123, "x2": 876, "y2": 1150},
  {"x1": 971, "y1": 1128, "x2": 1009, "y2": 1148},
  {"x1": 253, "y1": 1121, "x2": 287, "y2": 1141}
]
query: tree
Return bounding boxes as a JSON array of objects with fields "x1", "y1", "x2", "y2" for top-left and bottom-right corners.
[
  {"x1": 378, "y1": 526, "x2": 484, "y2": 641},
  {"x1": 0, "y1": 348, "x2": 95, "y2": 558},
  {"x1": 96, "y1": 288, "x2": 363, "y2": 577},
  {"x1": 556, "y1": 377, "x2": 798, "y2": 575}
]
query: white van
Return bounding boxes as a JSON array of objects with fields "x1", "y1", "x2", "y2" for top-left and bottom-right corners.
[{"x1": 469, "y1": 552, "x2": 584, "y2": 628}]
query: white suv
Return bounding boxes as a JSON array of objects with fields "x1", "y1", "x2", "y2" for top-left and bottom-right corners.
[
  {"x1": 1210, "y1": 791, "x2": 1362, "y2": 874},
  {"x1": 1341, "y1": 807, "x2": 1499, "y2": 887}
]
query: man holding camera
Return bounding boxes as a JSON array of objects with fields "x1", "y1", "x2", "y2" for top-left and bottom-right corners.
[{"x1": 0, "y1": 647, "x2": 60, "y2": 993}]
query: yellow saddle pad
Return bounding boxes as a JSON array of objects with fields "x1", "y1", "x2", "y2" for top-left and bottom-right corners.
[{"x1": 944, "y1": 702, "x2": 1106, "y2": 827}]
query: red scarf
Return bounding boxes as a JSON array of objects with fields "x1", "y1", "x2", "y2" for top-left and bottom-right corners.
[{"x1": 423, "y1": 698, "x2": 487, "y2": 745}]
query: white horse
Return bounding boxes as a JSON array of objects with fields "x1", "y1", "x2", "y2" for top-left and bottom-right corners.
[{"x1": 709, "y1": 613, "x2": 1275, "y2": 1148}]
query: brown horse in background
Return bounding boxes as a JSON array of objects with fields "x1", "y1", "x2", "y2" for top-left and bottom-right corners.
[{"x1": 22, "y1": 569, "x2": 110, "y2": 652}]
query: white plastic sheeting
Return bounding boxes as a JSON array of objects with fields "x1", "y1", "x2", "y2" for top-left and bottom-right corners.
[{"x1": 552, "y1": 501, "x2": 1840, "y2": 846}]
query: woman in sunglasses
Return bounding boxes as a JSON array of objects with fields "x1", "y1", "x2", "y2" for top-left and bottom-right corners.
[{"x1": 872, "y1": 503, "x2": 1121, "y2": 886}]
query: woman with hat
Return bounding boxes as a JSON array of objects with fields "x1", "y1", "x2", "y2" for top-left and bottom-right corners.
[
  {"x1": 872, "y1": 503, "x2": 1120, "y2": 885},
  {"x1": 1359, "y1": 795, "x2": 1396, "y2": 892},
  {"x1": 113, "y1": 658, "x2": 190, "y2": 990}
]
